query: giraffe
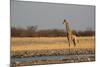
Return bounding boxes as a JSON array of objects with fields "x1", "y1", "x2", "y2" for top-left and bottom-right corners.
[{"x1": 63, "y1": 19, "x2": 78, "y2": 52}]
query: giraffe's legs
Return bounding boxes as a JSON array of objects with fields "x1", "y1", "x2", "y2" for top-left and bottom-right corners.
[
  {"x1": 71, "y1": 35, "x2": 77, "y2": 47},
  {"x1": 67, "y1": 37, "x2": 70, "y2": 47},
  {"x1": 71, "y1": 37, "x2": 76, "y2": 55},
  {"x1": 73, "y1": 39, "x2": 76, "y2": 47},
  {"x1": 67, "y1": 37, "x2": 70, "y2": 54}
]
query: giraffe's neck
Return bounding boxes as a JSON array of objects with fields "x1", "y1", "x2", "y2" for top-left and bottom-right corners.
[{"x1": 65, "y1": 23, "x2": 70, "y2": 32}]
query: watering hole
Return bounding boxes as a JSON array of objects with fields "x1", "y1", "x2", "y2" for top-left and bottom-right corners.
[{"x1": 12, "y1": 54, "x2": 95, "y2": 62}]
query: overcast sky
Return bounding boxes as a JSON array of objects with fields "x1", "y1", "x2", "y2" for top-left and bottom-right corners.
[{"x1": 11, "y1": 0, "x2": 95, "y2": 31}]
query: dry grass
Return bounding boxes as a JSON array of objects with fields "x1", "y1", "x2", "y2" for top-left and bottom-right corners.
[{"x1": 11, "y1": 37, "x2": 95, "y2": 51}]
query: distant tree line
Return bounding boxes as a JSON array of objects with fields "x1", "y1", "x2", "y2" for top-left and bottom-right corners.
[{"x1": 11, "y1": 26, "x2": 95, "y2": 37}]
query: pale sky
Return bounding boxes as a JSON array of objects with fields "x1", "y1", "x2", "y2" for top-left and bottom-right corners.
[{"x1": 11, "y1": 0, "x2": 95, "y2": 31}]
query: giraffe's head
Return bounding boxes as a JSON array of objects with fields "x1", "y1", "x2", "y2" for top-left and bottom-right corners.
[{"x1": 63, "y1": 19, "x2": 68, "y2": 25}]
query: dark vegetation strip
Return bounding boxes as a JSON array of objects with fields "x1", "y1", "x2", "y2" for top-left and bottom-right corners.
[{"x1": 11, "y1": 26, "x2": 95, "y2": 37}]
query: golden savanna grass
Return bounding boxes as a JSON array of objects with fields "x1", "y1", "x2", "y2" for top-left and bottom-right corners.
[{"x1": 11, "y1": 37, "x2": 95, "y2": 51}]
